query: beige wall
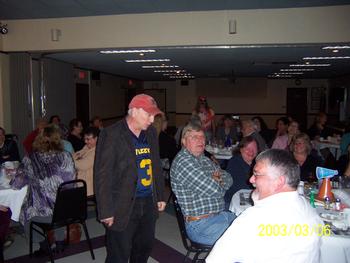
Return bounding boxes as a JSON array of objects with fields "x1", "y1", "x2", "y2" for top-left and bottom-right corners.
[
  {"x1": 90, "y1": 73, "x2": 129, "y2": 125},
  {"x1": 144, "y1": 78, "x2": 329, "y2": 128},
  {"x1": 1, "y1": 5, "x2": 350, "y2": 52},
  {"x1": 0, "y1": 53, "x2": 11, "y2": 130}
]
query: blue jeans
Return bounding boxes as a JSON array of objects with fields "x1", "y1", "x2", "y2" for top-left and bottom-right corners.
[{"x1": 185, "y1": 211, "x2": 235, "y2": 245}]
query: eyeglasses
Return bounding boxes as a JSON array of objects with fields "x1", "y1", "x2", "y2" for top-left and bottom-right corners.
[
  {"x1": 186, "y1": 135, "x2": 205, "y2": 141},
  {"x1": 252, "y1": 172, "x2": 267, "y2": 177}
]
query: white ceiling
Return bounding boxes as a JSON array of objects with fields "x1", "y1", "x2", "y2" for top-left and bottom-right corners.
[{"x1": 2, "y1": 0, "x2": 350, "y2": 81}]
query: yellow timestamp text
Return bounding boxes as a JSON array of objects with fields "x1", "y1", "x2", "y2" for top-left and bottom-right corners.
[{"x1": 257, "y1": 224, "x2": 331, "y2": 237}]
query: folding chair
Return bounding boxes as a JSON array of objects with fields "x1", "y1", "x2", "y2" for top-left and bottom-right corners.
[
  {"x1": 173, "y1": 196, "x2": 212, "y2": 262},
  {"x1": 29, "y1": 179, "x2": 95, "y2": 262}
]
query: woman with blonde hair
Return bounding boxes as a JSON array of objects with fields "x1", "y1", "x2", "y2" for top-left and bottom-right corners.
[
  {"x1": 290, "y1": 133, "x2": 323, "y2": 182},
  {"x1": 11, "y1": 125, "x2": 75, "y2": 255}
]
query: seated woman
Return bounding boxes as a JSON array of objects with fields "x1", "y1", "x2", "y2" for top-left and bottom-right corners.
[
  {"x1": 11, "y1": 125, "x2": 75, "y2": 255},
  {"x1": 67, "y1": 118, "x2": 84, "y2": 152},
  {"x1": 73, "y1": 127, "x2": 99, "y2": 197},
  {"x1": 272, "y1": 120, "x2": 300, "y2": 150},
  {"x1": 224, "y1": 136, "x2": 258, "y2": 207},
  {"x1": 0, "y1": 127, "x2": 20, "y2": 165},
  {"x1": 290, "y1": 133, "x2": 323, "y2": 182},
  {"x1": 216, "y1": 115, "x2": 239, "y2": 147}
]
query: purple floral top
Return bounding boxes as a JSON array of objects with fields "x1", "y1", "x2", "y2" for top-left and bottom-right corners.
[{"x1": 11, "y1": 151, "x2": 75, "y2": 226}]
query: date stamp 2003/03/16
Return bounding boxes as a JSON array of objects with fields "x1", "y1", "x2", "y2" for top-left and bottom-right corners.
[{"x1": 258, "y1": 224, "x2": 331, "y2": 237}]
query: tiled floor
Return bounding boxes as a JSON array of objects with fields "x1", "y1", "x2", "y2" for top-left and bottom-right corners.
[{"x1": 4, "y1": 203, "x2": 189, "y2": 263}]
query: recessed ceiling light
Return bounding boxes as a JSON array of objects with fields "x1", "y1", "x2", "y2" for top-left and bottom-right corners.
[
  {"x1": 125, "y1": 59, "x2": 170, "y2": 63},
  {"x1": 332, "y1": 50, "x2": 339, "y2": 53},
  {"x1": 139, "y1": 53, "x2": 145, "y2": 56},
  {"x1": 100, "y1": 49, "x2": 156, "y2": 54},
  {"x1": 154, "y1": 70, "x2": 185, "y2": 73},
  {"x1": 281, "y1": 69, "x2": 314, "y2": 71},
  {"x1": 268, "y1": 74, "x2": 292, "y2": 78},
  {"x1": 274, "y1": 72, "x2": 303, "y2": 75},
  {"x1": 322, "y1": 46, "x2": 350, "y2": 49},
  {"x1": 142, "y1": 65, "x2": 179, "y2": 68},
  {"x1": 289, "y1": 64, "x2": 331, "y2": 67},
  {"x1": 303, "y1": 56, "x2": 350, "y2": 60}
]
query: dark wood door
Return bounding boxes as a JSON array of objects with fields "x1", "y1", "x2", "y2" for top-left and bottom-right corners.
[
  {"x1": 287, "y1": 88, "x2": 308, "y2": 132},
  {"x1": 76, "y1": 83, "x2": 90, "y2": 128}
]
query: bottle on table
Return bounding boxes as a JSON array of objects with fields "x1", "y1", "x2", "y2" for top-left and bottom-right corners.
[{"x1": 324, "y1": 197, "x2": 331, "y2": 210}]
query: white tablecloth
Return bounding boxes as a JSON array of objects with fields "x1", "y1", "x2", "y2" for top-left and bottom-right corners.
[
  {"x1": 205, "y1": 145, "x2": 235, "y2": 160},
  {"x1": 229, "y1": 189, "x2": 350, "y2": 263},
  {"x1": 0, "y1": 186, "x2": 28, "y2": 221}
]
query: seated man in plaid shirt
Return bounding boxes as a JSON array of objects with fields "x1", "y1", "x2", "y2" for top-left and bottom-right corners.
[{"x1": 170, "y1": 121, "x2": 236, "y2": 245}]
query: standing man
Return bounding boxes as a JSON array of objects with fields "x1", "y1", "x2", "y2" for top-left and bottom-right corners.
[
  {"x1": 170, "y1": 121, "x2": 235, "y2": 246},
  {"x1": 94, "y1": 94, "x2": 166, "y2": 263},
  {"x1": 206, "y1": 149, "x2": 323, "y2": 263}
]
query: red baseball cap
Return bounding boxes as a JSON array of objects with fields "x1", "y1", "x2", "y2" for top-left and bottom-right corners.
[{"x1": 128, "y1": 94, "x2": 162, "y2": 116}]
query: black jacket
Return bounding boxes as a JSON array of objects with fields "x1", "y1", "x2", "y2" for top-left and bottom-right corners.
[{"x1": 93, "y1": 118, "x2": 165, "y2": 231}]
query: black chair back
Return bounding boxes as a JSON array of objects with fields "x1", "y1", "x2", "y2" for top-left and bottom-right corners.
[
  {"x1": 172, "y1": 195, "x2": 212, "y2": 262},
  {"x1": 52, "y1": 179, "x2": 87, "y2": 227},
  {"x1": 173, "y1": 196, "x2": 191, "y2": 250}
]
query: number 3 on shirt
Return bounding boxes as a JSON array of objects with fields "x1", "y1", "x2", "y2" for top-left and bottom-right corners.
[{"x1": 140, "y1": 159, "x2": 153, "y2": 186}]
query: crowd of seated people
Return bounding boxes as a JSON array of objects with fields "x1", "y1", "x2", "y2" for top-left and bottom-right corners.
[
  {"x1": 0, "y1": 114, "x2": 103, "y2": 256},
  {"x1": 2, "y1": 107, "x2": 350, "y2": 261},
  {"x1": 170, "y1": 110, "x2": 350, "y2": 261}
]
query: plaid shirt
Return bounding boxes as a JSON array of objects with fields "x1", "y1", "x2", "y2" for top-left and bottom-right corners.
[{"x1": 170, "y1": 148, "x2": 232, "y2": 217}]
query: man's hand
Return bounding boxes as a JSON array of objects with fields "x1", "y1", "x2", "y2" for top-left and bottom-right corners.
[
  {"x1": 212, "y1": 170, "x2": 222, "y2": 184},
  {"x1": 101, "y1": 217, "x2": 114, "y2": 227},
  {"x1": 157, "y1": 201, "x2": 166, "y2": 212},
  {"x1": 0, "y1": 205, "x2": 8, "y2": 212}
]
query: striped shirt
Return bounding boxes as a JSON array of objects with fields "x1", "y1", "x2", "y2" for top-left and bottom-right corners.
[{"x1": 170, "y1": 148, "x2": 232, "y2": 217}]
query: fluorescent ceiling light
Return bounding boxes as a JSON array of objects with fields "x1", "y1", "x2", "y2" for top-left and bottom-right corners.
[
  {"x1": 142, "y1": 65, "x2": 179, "y2": 68},
  {"x1": 167, "y1": 44, "x2": 305, "y2": 49},
  {"x1": 281, "y1": 69, "x2": 314, "y2": 72},
  {"x1": 303, "y1": 56, "x2": 350, "y2": 60},
  {"x1": 100, "y1": 49, "x2": 156, "y2": 54},
  {"x1": 154, "y1": 70, "x2": 185, "y2": 73},
  {"x1": 274, "y1": 72, "x2": 303, "y2": 75},
  {"x1": 322, "y1": 46, "x2": 350, "y2": 50},
  {"x1": 268, "y1": 74, "x2": 292, "y2": 78},
  {"x1": 165, "y1": 74, "x2": 193, "y2": 77},
  {"x1": 125, "y1": 59, "x2": 170, "y2": 63},
  {"x1": 289, "y1": 64, "x2": 331, "y2": 67},
  {"x1": 169, "y1": 75, "x2": 195, "y2": 78}
]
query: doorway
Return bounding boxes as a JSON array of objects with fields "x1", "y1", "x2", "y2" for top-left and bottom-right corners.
[
  {"x1": 76, "y1": 83, "x2": 90, "y2": 128},
  {"x1": 287, "y1": 88, "x2": 308, "y2": 131}
]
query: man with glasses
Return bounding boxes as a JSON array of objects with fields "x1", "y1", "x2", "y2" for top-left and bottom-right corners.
[
  {"x1": 170, "y1": 121, "x2": 235, "y2": 246},
  {"x1": 206, "y1": 149, "x2": 323, "y2": 263}
]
